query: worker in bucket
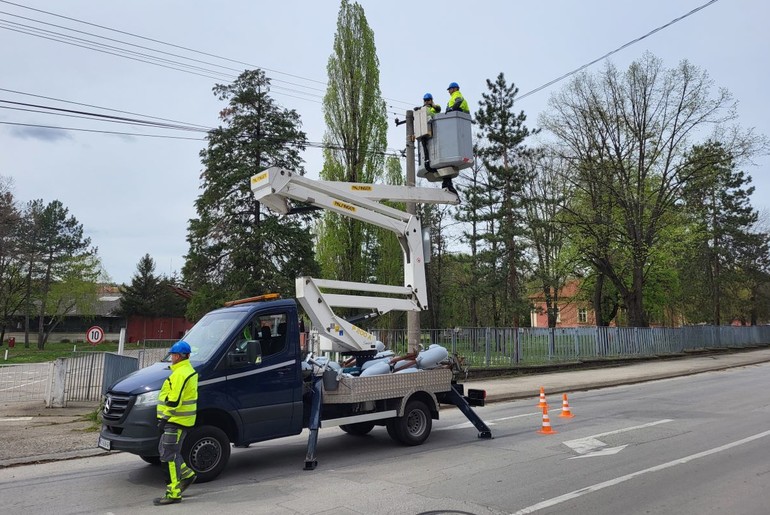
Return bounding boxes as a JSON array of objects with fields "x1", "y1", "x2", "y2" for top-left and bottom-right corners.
[
  {"x1": 438, "y1": 82, "x2": 470, "y2": 196},
  {"x1": 445, "y1": 82, "x2": 469, "y2": 113},
  {"x1": 154, "y1": 340, "x2": 198, "y2": 506},
  {"x1": 422, "y1": 93, "x2": 441, "y2": 116}
]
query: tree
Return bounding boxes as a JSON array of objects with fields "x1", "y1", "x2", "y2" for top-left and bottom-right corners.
[
  {"x1": 520, "y1": 149, "x2": 575, "y2": 327},
  {"x1": 0, "y1": 177, "x2": 25, "y2": 343},
  {"x1": 472, "y1": 72, "x2": 538, "y2": 326},
  {"x1": 120, "y1": 255, "x2": 187, "y2": 319},
  {"x1": 316, "y1": 0, "x2": 388, "y2": 284},
  {"x1": 183, "y1": 69, "x2": 319, "y2": 320},
  {"x1": 680, "y1": 141, "x2": 761, "y2": 324},
  {"x1": 14, "y1": 199, "x2": 96, "y2": 348},
  {"x1": 541, "y1": 53, "x2": 763, "y2": 326}
]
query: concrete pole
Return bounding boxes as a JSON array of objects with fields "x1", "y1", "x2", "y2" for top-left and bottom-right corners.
[{"x1": 406, "y1": 110, "x2": 420, "y2": 354}]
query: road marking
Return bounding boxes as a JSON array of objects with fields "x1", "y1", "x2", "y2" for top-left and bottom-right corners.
[
  {"x1": 564, "y1": 419, "x2": 673, "y2": 458},
  {"x1": 0, "y1": 417, "x2": 33, "y2": 422},
  {"x1": 511, "y1": 429, "x2": 770, "y2": 514}
]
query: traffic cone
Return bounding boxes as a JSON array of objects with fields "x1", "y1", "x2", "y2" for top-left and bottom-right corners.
[
  {"x1": 537, "y1": 386, "x2": 548, "y2": 409},
  {"x1": 537, "y1": 406, "x2": 557, "y2": 434},
  {"x1": 559, "y1": 393, "x2": 575, "y2": 418}
]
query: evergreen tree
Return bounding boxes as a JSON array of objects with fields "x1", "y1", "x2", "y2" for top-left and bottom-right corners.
[
  {"x1": 183, "y1": 69, "x2": 319, "y2": 320},
  {"x1": 316, "y1": 0, "x2": 388, "y2": 284},
  {"x1": 472, "y1": 73, "x2": 537, "y2": 326},
  {"x1": 681, "y1": 141, "x2": 763, "y2": 324}
]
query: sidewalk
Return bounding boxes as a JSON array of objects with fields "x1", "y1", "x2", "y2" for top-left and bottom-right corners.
[{"x1": 1, "y1": 347, "x2": 769, "y2": 469}]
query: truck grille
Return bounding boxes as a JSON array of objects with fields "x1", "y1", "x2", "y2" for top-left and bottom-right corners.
[{"x1": 102, "y1": 393, "x2": 133, "y2": 422}]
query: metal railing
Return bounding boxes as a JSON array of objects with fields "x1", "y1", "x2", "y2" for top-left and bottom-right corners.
[
  {"x1": 2, "y1": 326, "x2": 769, "y2": 405},
  {"x1": 371, "y1": 325, "x2": 770, "y2": 367},
  {"x1": 0, "y1": 362, "x2": 52, "y2": 403}
]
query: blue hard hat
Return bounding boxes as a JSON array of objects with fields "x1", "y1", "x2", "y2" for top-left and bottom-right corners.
[
  {"x1": 170, "y1": 340, "x2": 191, "y2": 354},
  {"x1": 423, "y1": 93, "x2": 433, "y2": 100},
  {"x1": 447, "y1": 82, "x2": 460, "y2": 90}
]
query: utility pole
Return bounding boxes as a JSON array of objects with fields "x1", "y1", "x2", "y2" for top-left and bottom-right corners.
[{"x1": 405, "y1": 109, "x2": 420, "y2": 354}]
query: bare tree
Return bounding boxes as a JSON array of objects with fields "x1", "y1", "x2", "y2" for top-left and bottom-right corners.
[
  {"x1": 541, "y1": 53, "x2": 765, "y2": 326},
  {"x1": 520, "y1": 148, "x2": 575, "y2": 327}
]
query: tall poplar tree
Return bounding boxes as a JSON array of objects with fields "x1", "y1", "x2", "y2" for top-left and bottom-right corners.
[
  {"x1": 316, "y1": 0, "x2": 388, "y2": 284},
  {"x1": 183, "y1": 69, "x2": 319, "y2": 319}
]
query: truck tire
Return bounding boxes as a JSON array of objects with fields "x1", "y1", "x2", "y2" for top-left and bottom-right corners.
[
  {"x1": 339, "y1": 421, "x2": 375, "y2": 436},
  {"x1": 392, "y1": 400, "x2": 432, "y2": 446},
  {"x1": 182, "y1": 425, "x2": 231, "y2": 483},
  {"x1": 140, "y1": 455, "x2": 161, "y2": 465},
  {"x1": 386, "y1": 419, "x2": 401, "y2": 443}
]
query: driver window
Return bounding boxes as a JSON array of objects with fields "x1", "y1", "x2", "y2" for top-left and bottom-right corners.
[{"x1": 256, "y1": 313, "x2": 287, "y2": 358}]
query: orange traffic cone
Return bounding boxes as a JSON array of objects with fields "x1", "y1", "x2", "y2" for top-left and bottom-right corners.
[
  {"x1": 537, "y1": 406, "x2": 557, "y2": 434},
  {"x1": 559, "y1": 393, "x2": 575, "y2": 418},
  {"x1": 537, "y1": 386, "x2": 548, "y2": 409}
]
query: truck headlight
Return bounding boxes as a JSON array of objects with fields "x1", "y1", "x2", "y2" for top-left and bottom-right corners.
[{"x1": 135, "y1": 390, "x2": 160, "y2": 406}]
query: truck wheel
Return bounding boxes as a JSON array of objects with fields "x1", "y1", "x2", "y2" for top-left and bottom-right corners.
[
  {"x1": 386, "y1": 419, "x2": 401, "y2": 443},
  {"x1": 140, "y1": 455, "x2": 161, "y2": 465},
  {"x1": 339, "y1": 422, "x2": 375, "y2": 436},
  {"x1": 393, "y1": 400, "x2": 432, "y2": 446},
  {"x1": 182, "y1": 425, "x2": 231, "y2": 483}
]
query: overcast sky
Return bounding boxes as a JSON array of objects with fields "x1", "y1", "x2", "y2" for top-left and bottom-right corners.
[{"x1": 1, "y1": 0, "x2": 767, "y2": 284}]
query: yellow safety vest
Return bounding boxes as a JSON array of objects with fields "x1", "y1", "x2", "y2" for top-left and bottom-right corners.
[
  {"x1": 447, "y1": 90, "x2": 469, "y2": 113},
  {"x1": 157, "y1": 359, "x2": 198, "y2": 427}
]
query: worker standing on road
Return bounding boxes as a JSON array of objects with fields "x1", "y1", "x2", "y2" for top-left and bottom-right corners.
[{"x1": 154, "y1": 340, "x2": 198, "y2": 506}]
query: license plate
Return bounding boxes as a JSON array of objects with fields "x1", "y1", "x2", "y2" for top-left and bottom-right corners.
[{"x1": 98, "y1": 436, "x2": 112, "y2": 451}]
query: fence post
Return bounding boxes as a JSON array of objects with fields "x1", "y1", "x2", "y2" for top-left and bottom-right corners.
[
  {"x1": 485, "y1": 327, "x2": 491, "y2": 367},
  {"x1": 548, "y1": 328, "x2": 555, "y2": 361},
  {"x1": 46, "y1": 357, "x2": 68, "y2": 408}
]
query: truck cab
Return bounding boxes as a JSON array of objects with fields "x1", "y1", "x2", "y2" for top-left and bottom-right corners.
[{"x1": 100, "y1": 297, "x2": 304, "y2": 481}]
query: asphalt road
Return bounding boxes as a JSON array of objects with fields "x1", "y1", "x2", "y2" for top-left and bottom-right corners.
[{"x1": 1, "y1": 361, "x2": 768, "y2": 514}]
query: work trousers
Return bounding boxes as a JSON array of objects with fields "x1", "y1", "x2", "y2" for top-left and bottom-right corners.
[{"x1": 158, "y1": 424, "x2": 194, "y2": 498}]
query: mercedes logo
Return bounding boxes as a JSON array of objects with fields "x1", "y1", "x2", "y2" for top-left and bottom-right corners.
[{"x1": 104, "y1": 395, "x2": 111, "y2": 413}]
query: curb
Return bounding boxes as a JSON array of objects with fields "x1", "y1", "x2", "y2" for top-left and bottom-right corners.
[{"x1": 0, "y1": 448, "x2": 111, "y2": 469}]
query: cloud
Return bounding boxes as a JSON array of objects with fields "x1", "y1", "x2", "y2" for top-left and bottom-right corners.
[{"x1": 8, "y1": 125, "x2": 72, "y2": 142}]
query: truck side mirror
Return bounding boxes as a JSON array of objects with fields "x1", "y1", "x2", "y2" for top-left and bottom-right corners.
[{"x1": 246, "y1": 340, "x2": 262, "y2": 363}]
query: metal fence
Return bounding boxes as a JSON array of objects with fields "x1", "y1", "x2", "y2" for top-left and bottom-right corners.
[
  {"x1": 2, "y1": 326, "x2": 769, "y2": 405},
  {"x1": 371, "y1": 325, "x2": 770, "y2": 367},
  {"x1": 0, "y1": 362, "x2": 52, "y2": 403}
]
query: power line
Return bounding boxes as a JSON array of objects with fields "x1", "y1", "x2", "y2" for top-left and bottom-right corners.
[
  {"x1": 0, "y1": 0, "x2": 414, "y2": 109},
  {"x1": 0, "y1": 87, "x2": 212, "y2": 129},
  {"x1": 0, "y1": 121, "x2": 204, "y2": 140},
  {"x1": 516, "y1": 0, "x2": 720, "y2": 102}
]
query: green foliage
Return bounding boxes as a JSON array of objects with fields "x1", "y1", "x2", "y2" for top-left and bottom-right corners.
[
  {"x1": 19, "y1": 199, "x2": 97, "y2": 349},
  {"x1": 316, "y1": 0, "x2": 388, "y2": 284},
  {"x1": 541, "y1": 53, "x2": 759, "y2": 326},
  {"x1": 119, "y1": 254, "x2": 186, "y2": 318},
  {"x1": 468, "y1": 72, "x2": 538, "y2": 326},
  {"x1": 183, "y1": 69, "x2": 319, "y2": 320}
]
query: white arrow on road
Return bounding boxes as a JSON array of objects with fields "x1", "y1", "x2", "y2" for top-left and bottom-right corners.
[{"x1": 564, "y1": 419, "x2": 672, "y2": 459}]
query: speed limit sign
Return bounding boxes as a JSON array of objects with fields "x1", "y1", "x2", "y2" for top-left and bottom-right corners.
[{"x1": 86, "y1": 326, "x2": 105, "y2": 345}]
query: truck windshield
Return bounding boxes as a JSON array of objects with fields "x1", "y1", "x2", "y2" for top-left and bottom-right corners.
[{"x1": 166, "y1": 310, "x2": 246, "y2": 364}]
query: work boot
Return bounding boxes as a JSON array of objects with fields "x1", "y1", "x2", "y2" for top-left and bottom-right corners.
[
  {"x1": 153, "y1": 495, "x2": 181, "y2": 506},
  {"x1": 179, "y1": 474, "x2": 197, "y2": 493},
  {"x1": 442, "y1": 178, "x2": 458, "y2": 196}
]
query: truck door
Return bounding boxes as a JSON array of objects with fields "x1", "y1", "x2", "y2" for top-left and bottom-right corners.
[{"x1": 220, "y1": 310, "x2": 302, "y2": 442}]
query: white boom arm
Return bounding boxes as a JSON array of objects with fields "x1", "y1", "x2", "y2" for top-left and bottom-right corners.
[{"x1": 251, "y1": 166, "x2": 454, "y2": 353}]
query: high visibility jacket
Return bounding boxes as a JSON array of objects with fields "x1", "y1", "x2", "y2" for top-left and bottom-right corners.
[
  {"x1": 157, "y1": 358, "x2": 198, "y2": 427},
  {"x1": 446, "y1": 90, "x2": 469, "y2": 113},
  {"x1": 426, "y1": 102, "x2": 441, "y2": 116}
]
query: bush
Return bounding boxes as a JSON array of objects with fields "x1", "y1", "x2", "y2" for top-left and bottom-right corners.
[{"x1": 60, "y1": 338, "x2": 71, "y2": 343}]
